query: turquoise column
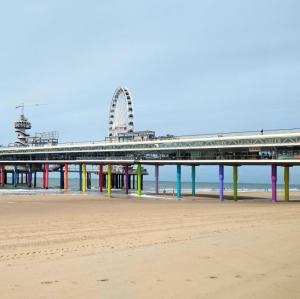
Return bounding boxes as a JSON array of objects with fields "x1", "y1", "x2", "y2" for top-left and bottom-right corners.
[
  {"x1": 191, "y1": 165, "x2": 196, "y2": 196},
  {"x1": 14, "y1": 164, "x2": 18, "y2": 188},
  {"x1": 177, "y1": 165, "x2": 182, "y2": 199}
]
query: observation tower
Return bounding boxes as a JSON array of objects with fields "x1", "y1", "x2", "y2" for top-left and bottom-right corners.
[{"x1": 14, "y1": 104, "x2": 31, "y2": 147}]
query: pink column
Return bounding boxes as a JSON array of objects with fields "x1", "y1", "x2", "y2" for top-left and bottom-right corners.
[
  {"x1": 0, "y1": 164, "x2": 4, "y2": 187},
  {"x1": 99, "y1": 164, "x2": 103, "y2": 192},
  {"x1": 45, "y1": 164, "x2": 49, "y2": 189}
]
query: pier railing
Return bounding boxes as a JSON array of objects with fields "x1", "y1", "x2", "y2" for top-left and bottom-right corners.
[{"x1": 2, "y1": 128, "x2": 300, "y2": 150}]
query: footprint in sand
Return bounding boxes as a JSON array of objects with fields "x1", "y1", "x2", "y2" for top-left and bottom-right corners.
[
  {"x1": 97, "y1": 279, "x2": 109, "y2": 282},
  {"x1": 41, "y1": 280, "x2": 59, "y2": 285}
]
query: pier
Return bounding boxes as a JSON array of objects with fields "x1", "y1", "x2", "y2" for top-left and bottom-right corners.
[
  {"x1": 1, "y1": 128, "x2": 300, "y2": 202},
  {"x1": 1, "y1": 89, "x2": 300, "y2": 202}
]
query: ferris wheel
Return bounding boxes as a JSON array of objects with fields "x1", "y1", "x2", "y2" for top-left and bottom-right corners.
[{"x1": 109, "y1": 87, "x2": 134, "y2": 137}]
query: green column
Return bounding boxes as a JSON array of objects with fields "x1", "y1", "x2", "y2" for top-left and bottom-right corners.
[
  {"x1": 233, "y1": 165, "x2": 238, "y2": 201},
  {"x1": 137, "y1": 163, "x2": 142, "y2": 197},
  {"x1": 284, "y1": 166, "x2": 290, "y2": 202}
]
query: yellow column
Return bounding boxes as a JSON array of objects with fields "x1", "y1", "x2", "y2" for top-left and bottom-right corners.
[
  {"x1": 284, "y1": 166, "x2": 290, "y2": 202},
  {"x1": 82, "y1": 163, "x2": 87, "y2": 193},
  {"x1": 107, "y1": 163, "x2": 112, "y2": 197}
]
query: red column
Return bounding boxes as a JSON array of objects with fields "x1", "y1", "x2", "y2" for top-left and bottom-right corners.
[
  {"x1": 64, "y1": 163, "x2": 69, "y2": 191},
  {"x1": 0, "y1": 164, "x2": 4, "y2": 187},
  {"x1": 45, "y1": 164, "x2": 49, "y2": 189},
  {"x1": 99, "y1": 164, "x2": 103, "y2": 192}
]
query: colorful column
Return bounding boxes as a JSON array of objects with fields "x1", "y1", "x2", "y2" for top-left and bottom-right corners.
[
  {"x1": 191, "y1": 165, "x2": 196, "y2": 196},
  {"x1": 87, "y1": 173, "x2": 91, "y2": 189},
  {"x1": 99, "y1": 164, "x2": 103, "y2": 192},
  {"x1": 14, "y1": 164, "x2": 18, "y2": 188},
  {"x1": 284, "y1": 166, "x2": 290, "y2": 202},
  {"x1": 82, "y1": 163, "x2": 87, "y2": 192},
  {"x1": 233, "y1": 165, "x2": 238, "y2": 201},
  {"x1": 125, "y1": 165, "x2": 129, "y2": 195},
  {"x1": 45, "y1": 163, "x2": 49, "y2": 189},
  {"x1": 43, "y1": 165, "x2": 45, "y2": 189},
  {"x1": 64, "y1": 163, "x2": 69, "y2": 192},
  {"x1": 79, "y1": 164, "x2": 83, "y2": 191},
  {"x1": 219, "y1": 165, "x2": 224, "y2": 201},
  {"x1": 1, "y1": 164, "x2": 5, "y2": 187},
  {"x1": 177, "y1": 164, "x2": 182, "y2": 199},
  {"x1": 60, "y1": 165, "x2": 64, "y2": 189},
  {"x1": 33, "y1": 171, "x2": 37, "y2": 188},
  {"x1": 27, "y1": 165, "x2": 32, "y2": 188},
  {"x1": 271, "y1": 165, "x2": 277, "y2": 203},
  {"x1": 107, "y1": 163, "x2": 112, "y2": 197},
  {"x1": 155, "y1": 165, "x2": 159, "y2": 195},
  {"x1": 137, "y1": 163, "x2": 142, "y2": 197}
]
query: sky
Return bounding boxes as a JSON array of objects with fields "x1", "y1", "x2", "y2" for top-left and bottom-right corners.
[{"x1": 0, "y1": 0, "x2": 300, "y2": 183}]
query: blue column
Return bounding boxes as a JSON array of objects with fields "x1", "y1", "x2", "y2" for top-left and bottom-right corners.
[
  {"x1": 14, "y1": 164, "x2": 18, "y2": 188},
  {"x1": 60, "y1": 164, "x2": 64, "y2": 189},
  {"x1": 79, "y1": 164, "x2": 83, "y2": 191},
  {"x1": 219, "y1": 165, "x2": 224, "y2": 201},
  {"x1": 191, "y1": 165, "x2": 196, "y2": 196},
  {"x1": 177, "y1": 165, "x2": 182, "y2": 199}
]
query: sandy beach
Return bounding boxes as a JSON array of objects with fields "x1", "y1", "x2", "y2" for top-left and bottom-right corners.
[{"x1": 0, "y1": 192, "x2": 300, "y2": 299}]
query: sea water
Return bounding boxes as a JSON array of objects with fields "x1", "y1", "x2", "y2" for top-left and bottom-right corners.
[{"x1": 0, "y1": 178, "x2": 299, "y2": 196}]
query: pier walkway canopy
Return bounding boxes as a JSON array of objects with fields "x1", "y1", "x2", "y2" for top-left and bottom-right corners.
[{"x1": 1, "y1": 128, "x2": 300, "y2": 164}]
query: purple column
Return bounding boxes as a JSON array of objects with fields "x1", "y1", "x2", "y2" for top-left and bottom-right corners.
[
  {"x1": 219, "y1": 165, "x2": 224, "y2": 201},
  {"x1": 155, "y1": 165, "x2": 159, "y2": 195},
  {"x1": 271, "y1": 165, "x2": 277, "y2": 203},
  {"x1": 125, "y1": 165, "x2": 129, "y2": 195}
]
